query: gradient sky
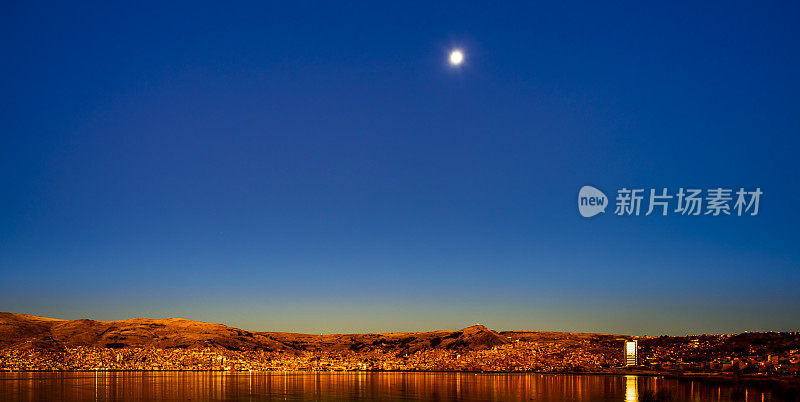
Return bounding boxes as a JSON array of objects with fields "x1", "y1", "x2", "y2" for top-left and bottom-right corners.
[{"x1": 2, "y1": 2, "x2": 799, "y2": 336}]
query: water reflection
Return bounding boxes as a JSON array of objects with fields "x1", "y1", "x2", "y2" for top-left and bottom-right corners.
[
  {"x1": 625, "y1": 375, "x2": 638, "y2": 402},
  {"x1": 0, "y1": 371, "x2": 781, "y2": 401}
]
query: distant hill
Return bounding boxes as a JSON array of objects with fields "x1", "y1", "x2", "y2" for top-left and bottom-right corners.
[
  {"x1": 0, "y1": 313, "x2": 515, "y2": 355},
  {"x1": 4, "y1": 312, "x2": 798, "y2": 375}
]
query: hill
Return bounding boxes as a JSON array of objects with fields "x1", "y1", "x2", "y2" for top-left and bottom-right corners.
[{"x1": 0, "y1": 313, "x2": 511, "y2": 355}]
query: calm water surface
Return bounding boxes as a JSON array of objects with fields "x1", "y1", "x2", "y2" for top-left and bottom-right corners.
[{"x1": 0, "y1": 372, "x2": 791, "y2": 401}]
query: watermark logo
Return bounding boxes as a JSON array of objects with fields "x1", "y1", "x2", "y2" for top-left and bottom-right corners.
[
  {"x1": 578, "y1": 186, "x2": 762, "y2": 218},
  {"x1": 578, "y1": 185, "x2": 608, "y2": 218}
]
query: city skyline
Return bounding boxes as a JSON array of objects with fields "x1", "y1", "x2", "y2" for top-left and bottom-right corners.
[
  {"x1": 3, "y1": 311, "x2": 799, "y2": 378},
  {"x1": 2, "y1": 2, "x2": 799, "y2": 335}
]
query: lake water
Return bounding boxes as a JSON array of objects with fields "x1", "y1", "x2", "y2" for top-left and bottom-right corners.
[{"x1": 0, "y1": 371, "x2": 793, "y2": 401}]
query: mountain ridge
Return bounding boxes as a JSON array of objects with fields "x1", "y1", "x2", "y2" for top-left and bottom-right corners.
[{"x1": 0, "y1": 312, "x2": 547, "y2": 355}]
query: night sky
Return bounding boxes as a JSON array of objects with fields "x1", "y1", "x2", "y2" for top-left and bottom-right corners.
[{"x1": 2, "y1": 2, "x2": 799, "y2": 335}]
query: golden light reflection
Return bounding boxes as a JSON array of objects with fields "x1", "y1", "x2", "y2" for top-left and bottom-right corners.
[
  {"x1": 625, "y1": 375, "x2": 638, "y2": 402},
  {"x1": 0, "y1": 372, "x2": 778, "y2": 401}
]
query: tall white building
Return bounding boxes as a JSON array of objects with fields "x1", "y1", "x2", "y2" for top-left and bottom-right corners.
[{"x1": 625, "y1": 340, "x2": 637, "y2": 366}]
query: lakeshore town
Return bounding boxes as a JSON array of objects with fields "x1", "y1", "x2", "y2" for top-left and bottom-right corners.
[{"x1": 2, "y1": 333, "x2": 800, "y2": 377}]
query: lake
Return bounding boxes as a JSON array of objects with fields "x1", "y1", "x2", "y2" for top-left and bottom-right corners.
[{"x1": 0, "y1": 371, "x2": 792, "y2": 401}]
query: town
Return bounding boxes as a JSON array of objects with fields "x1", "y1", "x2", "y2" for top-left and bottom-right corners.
[{"x1": 3, "y1": 332, "x2": 799, "y2": 379}]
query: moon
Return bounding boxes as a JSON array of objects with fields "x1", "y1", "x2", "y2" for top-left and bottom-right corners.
[{"x1": 449, "y1": 50, "x2": 464, "y2": 66}]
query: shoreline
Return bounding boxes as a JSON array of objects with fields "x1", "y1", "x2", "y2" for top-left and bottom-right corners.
[{"x1": 1, "y1": 369, "x2": 799, "y2": 382}]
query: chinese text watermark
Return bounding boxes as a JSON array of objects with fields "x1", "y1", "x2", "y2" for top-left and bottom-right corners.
[{"x1": 579, "y1": 186, "x2": 762, "y2": 218}]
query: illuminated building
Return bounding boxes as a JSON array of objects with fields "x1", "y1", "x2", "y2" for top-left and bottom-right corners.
[{"x1": 625, "y1": 341, "x2": 637, "y2": 366}]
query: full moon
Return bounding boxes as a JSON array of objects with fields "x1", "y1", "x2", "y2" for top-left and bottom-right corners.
[{"x1": 449, "y1": 50, "x2": 464, "y2": 66}]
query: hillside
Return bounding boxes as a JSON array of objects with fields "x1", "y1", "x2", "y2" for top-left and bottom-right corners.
[
  {"x1": 2, "y1": 312, "x2": 799, "y2": 376},
  {"x1": 0, "y1": 313, "x2": 511, "y2": 355}
]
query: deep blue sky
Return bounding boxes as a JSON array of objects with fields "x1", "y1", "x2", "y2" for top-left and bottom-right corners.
[{"x1": 2, "y1": 2, "x2": 799, "y2": 335}]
